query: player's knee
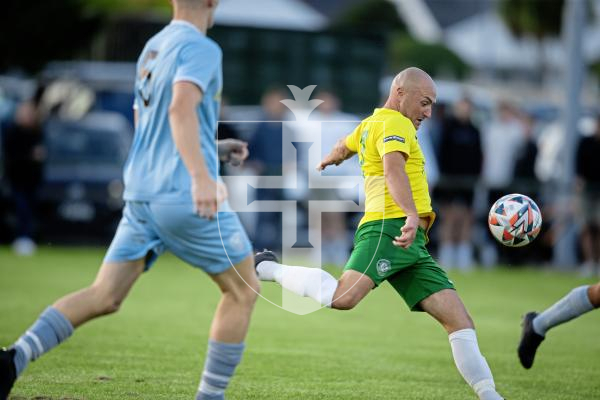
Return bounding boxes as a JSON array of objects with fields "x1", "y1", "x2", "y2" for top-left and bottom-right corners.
[
  {"x1": 245, "y1": 280, "x2": 261, "y2": 303},
  {"x1": 91, "y1": 286, "x2": 124, "y2": 315},
  {"x1": 446, "y1": 313, "x2": 475, "y2": 333},
  {"x1": 101, "y1": 294, "x2": 124, "y2": 315},
  {"x1": 227, "y1": 281, "x2": 260, "y2": 306}
]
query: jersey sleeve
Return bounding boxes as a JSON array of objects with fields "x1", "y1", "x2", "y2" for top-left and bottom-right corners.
[
  {"x1": 345, "y1": 124, "x2": 361, "y2": 152},
  {"x1": 174, "y1": 41, "x2": 221, "y2": 93},
  {"x1": 375, "y1": 117, "x2": 413, "y2": 159}
]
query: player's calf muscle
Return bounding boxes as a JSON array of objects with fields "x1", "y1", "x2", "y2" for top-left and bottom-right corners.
[{"x1": 53, "y1": 286, "x2": 122, "y2": 327}]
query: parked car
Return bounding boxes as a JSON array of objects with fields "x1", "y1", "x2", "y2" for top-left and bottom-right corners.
[
  {"x1": 42, "y1": 61, "x2": 136, "y2": 127},
  {"x1": 39, "y1": 111, "x2": 132, "y2": 243}
]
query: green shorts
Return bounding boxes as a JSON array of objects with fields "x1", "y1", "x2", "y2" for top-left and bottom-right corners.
[{"x1": 344, "y1": 218, "x2": 455, "y2": 311}]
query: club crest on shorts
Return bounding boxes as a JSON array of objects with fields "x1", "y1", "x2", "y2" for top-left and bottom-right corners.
[{"x1": 376, "y1": 259, "x2": 391, "y2": 276}]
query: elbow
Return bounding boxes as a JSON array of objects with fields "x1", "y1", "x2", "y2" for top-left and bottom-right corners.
[
  {"x1": 383, "y1": 167, "x2": 396, "y2": 180},
  {"x1": 168, "y1": 100, "x2": 192, "y2": 120},
  {"x1": 168, "y1": 103, "x2": 181, "y2": 119}
]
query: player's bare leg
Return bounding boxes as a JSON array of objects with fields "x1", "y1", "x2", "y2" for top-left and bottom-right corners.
[
  {"x1": 588, "y1": 282, "x2": 600, "y2": 307},
  {"x1": 195, "y1": 255, "x2": 259, "y2": 400},
  {"x1": 330, "y1": 270, "x2": 374, "y2": 310},
  {"x1": 420, "y1": 289, "x2": 504, "y2": 400},
  {"x1": 0, "y1": 259, "x2": 145, "y2": 399},
  {"x1": 209, "y1": 255, "x2": 260, "y2": 342},
  {"x1": 54, "y1": 259, "x2": 146, "y2": 327},
  {"x1": 420, "y1": 288, "x2": 473, "y2": 332},
  {"x1": 518, "y1": 281, "x2": 600, "y2": 369}
]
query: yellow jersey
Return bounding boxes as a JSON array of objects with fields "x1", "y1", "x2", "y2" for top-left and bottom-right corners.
[{"x1": 345, "y1": 108, "x2": 436, "y2": 228}]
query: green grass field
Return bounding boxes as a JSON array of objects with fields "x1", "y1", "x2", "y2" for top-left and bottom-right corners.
[{"x1": 1, "y1": 247, "x2": 599, "y2": 400}]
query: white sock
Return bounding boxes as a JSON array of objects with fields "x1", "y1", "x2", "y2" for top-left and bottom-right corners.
[
  {"x1": 533, "y1": 285, "x2": 594, "y2": 336},
  {"x1": 257, "y1": 261, "x2": 338, "y2": 307},
  {"x1": 449, "y1": 329, "x2": 503, "y2": 400},
  {"x1": 256, "y1": 260, "x2": 280, "y2": 281}
]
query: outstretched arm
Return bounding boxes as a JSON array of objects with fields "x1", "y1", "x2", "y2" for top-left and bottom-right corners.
[{"x1": 316, "y1": 137, "x2": 356, "y2": 171}]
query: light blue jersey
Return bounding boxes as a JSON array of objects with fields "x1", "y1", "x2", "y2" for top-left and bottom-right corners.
[
  {"x1": 124, "y1": 20, "x2": 222, "y2": 203},
  {"x1": 105, "y1": 20, "x2": 251, "y2": 273}
]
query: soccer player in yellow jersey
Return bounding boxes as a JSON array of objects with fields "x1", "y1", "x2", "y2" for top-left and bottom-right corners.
[{"x1": 255, "y1": 67, "x2": 505, "y2": 400}]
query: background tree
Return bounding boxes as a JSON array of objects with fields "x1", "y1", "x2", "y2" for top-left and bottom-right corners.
[
  {"x1": 331, "y1": 0, "x2": 407, "y2": 34},
  {"x1": 389, "y1": 34, "x2": 469, "y2": 79},
  {"x1": 0, "y1": 0, "x2": 104, "y2": 73},
  {"x1": 498, "y1": 0, "x2": 564, "y2": 82},
  {"x1": 0, "y1": 0, "x2": 173, "y2": 74},
  {"x1": 333, "y1": 0, "x2": 468, "y2": 79},
  {"x1": 591, "y1": 60, "x2": 600, "y2": 83},
  {"x1": 85, "y1": 0, "x2": 170, "y2": 13},
  {"x1": 499, "y1": 0, "x2": 564, "y2": 39}
]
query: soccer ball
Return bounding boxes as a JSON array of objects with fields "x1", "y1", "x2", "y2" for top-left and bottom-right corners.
[{"x1": 488, "y1": 194, "x2": 542, "y2": 247}]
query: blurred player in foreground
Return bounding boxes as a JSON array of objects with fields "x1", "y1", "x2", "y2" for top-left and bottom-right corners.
[
  {"x1": 518, "y1": 282, "x2": 600, "y2": 369},
  {"x1": 1, "y1": 1, "x2": 260, "y2": 399},
  {"x1": 255, "y1": 67, "x2": 505, "y2": 400}
]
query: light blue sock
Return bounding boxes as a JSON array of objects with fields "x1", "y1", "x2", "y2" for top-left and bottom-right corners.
[
  {"x1": 11, "y1": 306, "x2": 74, "y2": 376},
  {"x1": 533, "y1": 285, "x2": 594, "y2": 336},
  {"x1": 196, "y1": 340, "x2": 245, "y2": 400}
]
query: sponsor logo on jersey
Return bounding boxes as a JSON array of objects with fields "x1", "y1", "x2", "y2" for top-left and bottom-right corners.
[{"x1": 383, "y1": 135, "x2": 405, "y2": 143}]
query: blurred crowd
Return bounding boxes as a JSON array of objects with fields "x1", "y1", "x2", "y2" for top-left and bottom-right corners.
[
  {"x1": 218, "y1": 86, "x2": 600, "y2": 275},
  {"x1": 1, "y1": 76, "x2": 599, "y2": 276}
]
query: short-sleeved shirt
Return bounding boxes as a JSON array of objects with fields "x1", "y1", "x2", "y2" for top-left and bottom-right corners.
[
  {"x1": 345, "y1": 108, "x2": 435, "y2": 228},
  {"x1": 123, "y1": 20, "x2": 223, "y2": 203}
]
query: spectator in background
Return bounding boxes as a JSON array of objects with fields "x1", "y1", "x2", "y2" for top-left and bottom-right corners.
[
  {"x1": 423, "y1": 102, "x2": 446, "y2": 158},
  {"x1": 509, "y1": 112, "x2": 551, "y2": 265},
  {"x1": 482, "y1": 101, "x2": 526, "y2": 203},
  {"x1": 575, "y1": 114, "x2": 600, "y2": 277},
  {"x1": 217, "y1": 97, "x2": 240, "y2": 141},
  {"x1": 2, "y1": 86, "x2": 46, "y2": 255},
  {"x1": 217, "y1": 97, "x2": 242, "y2": 174},
  {"x1": 480, "y1": 101, "x2": 526, "y2": 266},
  {"x1": 414, "y1": 103, "x2": 442, "y2": 191},
  {"x1": 247, "y1": 87, "x2": 289, "y2": 252},
  {"x1": 435, "y1": 97, "x2": 482, "y2": 270},
  {"x1": 309, "y1": 90, "x2": 361, "y2": 266},
  {"x1": 513, "y1": 113, "x2": 539, "y2": 192}
]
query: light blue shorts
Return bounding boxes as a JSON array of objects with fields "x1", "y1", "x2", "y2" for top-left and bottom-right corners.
[{"x1": 104, "y1": 201, "x2": 252, "y2": 274}]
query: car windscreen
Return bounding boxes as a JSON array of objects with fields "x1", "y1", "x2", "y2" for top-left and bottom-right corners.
[{"x1": 46, "y1": 123, "x2": 129, "y2": 166}]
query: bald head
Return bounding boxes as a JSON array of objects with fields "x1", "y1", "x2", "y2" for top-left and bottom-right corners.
[
  {"x1": 385, "y1": 67, "x2": 436, "y2": 129},
  {"x1": 390, "y1": 67, "x2": 434, "y2": 94}
]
